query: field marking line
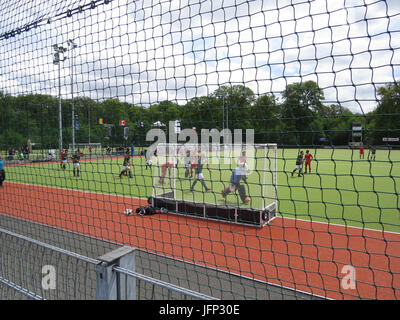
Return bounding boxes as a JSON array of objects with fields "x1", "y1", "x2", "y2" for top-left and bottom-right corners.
[
  {"x1": 3, "y1": 181, "x2": 149, "y2": 201},
  {"x1": 4, "y1": 181, "x2": 399, "y2": 236},
  {"x1": 270, "y1": 215, "x2": 400, "y2": 236}
]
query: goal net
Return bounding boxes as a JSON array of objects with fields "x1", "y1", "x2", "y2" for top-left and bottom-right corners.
[
  {"x1": 151, "y1": 143, "x2": 277, "y2": 227},
  {"x1": 2, "y1": 0, "x2": 400, "y2": 301}
]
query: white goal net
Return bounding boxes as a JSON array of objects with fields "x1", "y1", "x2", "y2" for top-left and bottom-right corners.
[{"x1": 150, "y1": 143, "x2": 277, "y2": 227}]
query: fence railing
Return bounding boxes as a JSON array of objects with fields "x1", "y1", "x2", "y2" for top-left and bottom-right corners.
[{"x1": 0, "y1": 227, "x2": 217, "y2": 300}]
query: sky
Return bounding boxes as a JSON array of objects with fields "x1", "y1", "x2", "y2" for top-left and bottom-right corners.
[{"x1": 1, "y1": 0, "x2": 400, "y2": 114}]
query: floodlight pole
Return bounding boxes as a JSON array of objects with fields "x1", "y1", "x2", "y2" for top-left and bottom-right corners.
[
  {"x1": 57, "y1": 60, "x2": 62, "y2": 157},
  {"x1": 68, "y1": 40, "x2": 77, "y2": 154},
  {"x1": 226, "y1": 95, "x2": 228, "y2": 133},
  {"x1": 222, "y1": 95, "x2": 225, "y2": 133},
  {"x1": 53, "y1": 45, "x2": 67, "y2": 158}
]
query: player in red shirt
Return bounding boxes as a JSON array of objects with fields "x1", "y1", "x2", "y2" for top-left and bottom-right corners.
[
  {"x1": 359, "y1": 145, "x2": 364, "y2": 159},
  {"x1": 60, "y1": 149, "x2": 67, "y2": 170},
  {"x1": 304, "y1": 150, "x2": 313, "y2": 174},
  {"x1": 159, "y1": 161, "x2": 174, "y2": 184}
]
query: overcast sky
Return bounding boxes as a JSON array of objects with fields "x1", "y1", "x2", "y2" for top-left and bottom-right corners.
[{"x1": 1, "y1": 0, "x2": 400, "y2": 113}]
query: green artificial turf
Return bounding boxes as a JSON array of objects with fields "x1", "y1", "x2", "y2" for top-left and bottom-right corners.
[{"x1": 4, "y1": 148, "x2": 400, "y2": 232}]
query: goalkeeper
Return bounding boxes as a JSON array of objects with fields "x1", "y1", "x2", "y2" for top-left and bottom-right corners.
[{"x1": 221, "y1": 162, "x2": 251, "y2": 204}]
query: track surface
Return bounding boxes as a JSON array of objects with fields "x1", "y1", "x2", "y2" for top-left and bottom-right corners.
[{"x1": 0, "y1": 182, "x2": 399, "y2": 300}]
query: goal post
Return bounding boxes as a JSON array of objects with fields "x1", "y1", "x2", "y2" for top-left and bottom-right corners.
[
  {"x1": 150, "y1": 143, "x2": 278, "y2": 227},
  {"x1": 259, "y1": 143, "x2": 278, "y2": 220}
]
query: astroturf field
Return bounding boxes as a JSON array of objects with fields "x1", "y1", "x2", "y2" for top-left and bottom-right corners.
[{"x1": 4, "y1": 148, "x2": 400, "y2": 233}]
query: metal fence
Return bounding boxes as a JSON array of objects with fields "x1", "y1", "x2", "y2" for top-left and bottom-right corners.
[
  {"x1": 0, "y1": 214, "x2": 320, "y2": 300},
  {"x1": 0, "y1": 227, "x2": 214, "y2": 300}
]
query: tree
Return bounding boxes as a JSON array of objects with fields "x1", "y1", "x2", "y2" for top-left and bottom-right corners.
[
  {"x1": 316, "y1": 104, "x2": 357, "y2": 145},
  {"x1": 281, "y1": 80, "x2": 325, "y2": 145},
  {"x1": 369, "y1": 82, "x2": 400, "y2": 144},
  {"x1": 183, "y1": 96, "x2": 220, "y2": 131},
  {"x1": 251, "y1": 93, "x2": 280, "y2": 143},
  {"x1": 211, "y1": 85, "x2": 255, "y2": 130}
]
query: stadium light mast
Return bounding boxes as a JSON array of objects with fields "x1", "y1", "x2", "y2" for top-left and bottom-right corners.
[
  {"x1": 217, "y1": 94, "x2": 225, "y2": 133},
  {"x1": 68, "y1": 39, "x2": 78, "y2": 154},
  {"x1": 218, "y1": 92, "x2": 229, "y2": 146},
  {"x1": 53, "y1": 44, "x2": 67, "y2": 158}
]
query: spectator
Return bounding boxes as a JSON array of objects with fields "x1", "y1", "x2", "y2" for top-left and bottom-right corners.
[
  {"x1": 0, "y1": 155, "x2": 5, "y2": 187},
  {"x1": 18, "y1": 150, "x2": 24, "y2": 164}
]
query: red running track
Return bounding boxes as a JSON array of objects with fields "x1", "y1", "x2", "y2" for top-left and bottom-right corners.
[{"x1": 0, "y1": 182, "x2": 399, "y2": 300}]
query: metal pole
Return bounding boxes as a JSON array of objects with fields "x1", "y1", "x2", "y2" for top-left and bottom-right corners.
[
  {"x1": 88, "y1": 105, "x2": 91, "y2": 144},
  {"x1": 96, "y1": 246, "x2": 136, "y2": 300},
  {"x1": 58, "y1": 60, "x2": 63, "y2": 157},
  {"x1": 69, "y1": 40, "x2": 77, "y2": 154},
  {"x1": 226, "y1": 95, "x2": 228, "y2": 132},
  {"x1": 71, "y1": 48, "x2": 75, "y2": 155},
  {"x1": 40, "y1": 104, "x2": 43, "y2": 153},
  {"x1": 53, "y1": 44, "x2": 67, "y2": 158},
  {"x1": 222, "y1": 95, "x2": 224, "y2": 133}
]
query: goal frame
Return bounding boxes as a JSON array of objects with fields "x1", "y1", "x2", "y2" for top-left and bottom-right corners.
[{"x1": 150, "y1": 143, "x2": 278, "y2": 227}]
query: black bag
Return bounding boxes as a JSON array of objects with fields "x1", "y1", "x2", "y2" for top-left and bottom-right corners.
[{"x1": 136, "y1": 206, "x2": 167, "y2": 216}]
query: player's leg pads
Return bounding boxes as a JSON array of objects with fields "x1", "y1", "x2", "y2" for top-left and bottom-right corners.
[{"x1": 238, "y1": 184, "x2": 246, "y2": 201}]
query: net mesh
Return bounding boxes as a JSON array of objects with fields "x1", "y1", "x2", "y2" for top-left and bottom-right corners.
[{"x1": 0, "y1": 0, "x2": 400, "y2": 300}]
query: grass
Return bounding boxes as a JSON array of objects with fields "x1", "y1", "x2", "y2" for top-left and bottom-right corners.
[
  {"x1": 278, "y1": 148, "x2": 400, "y2": 232},
  {"x1": 4, "y1": 148, "x2": 400, "y2": 233}
]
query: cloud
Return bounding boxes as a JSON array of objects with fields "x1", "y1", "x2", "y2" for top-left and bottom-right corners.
[{"x1": 1, "y1": 0, "x2": 400, "y2": 113}]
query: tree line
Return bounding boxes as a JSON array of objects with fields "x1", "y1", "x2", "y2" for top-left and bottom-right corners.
[{"x1": 1, "y1": 80, "x2": 399, "y2": 151}]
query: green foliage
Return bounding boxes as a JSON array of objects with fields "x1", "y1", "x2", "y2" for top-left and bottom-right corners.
[
  {"x1": 5, "y1": 148, "x2": 400, "y2": 233},
  {"x1": 368, "y1": 82, "x2": 400, "y2": 144},
  {"x1": 280, "y1": 81, "x2": 325, "y2": 145},
  {"x1": 0, "y1": 80, "x2": 398, "y2": 149}
]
